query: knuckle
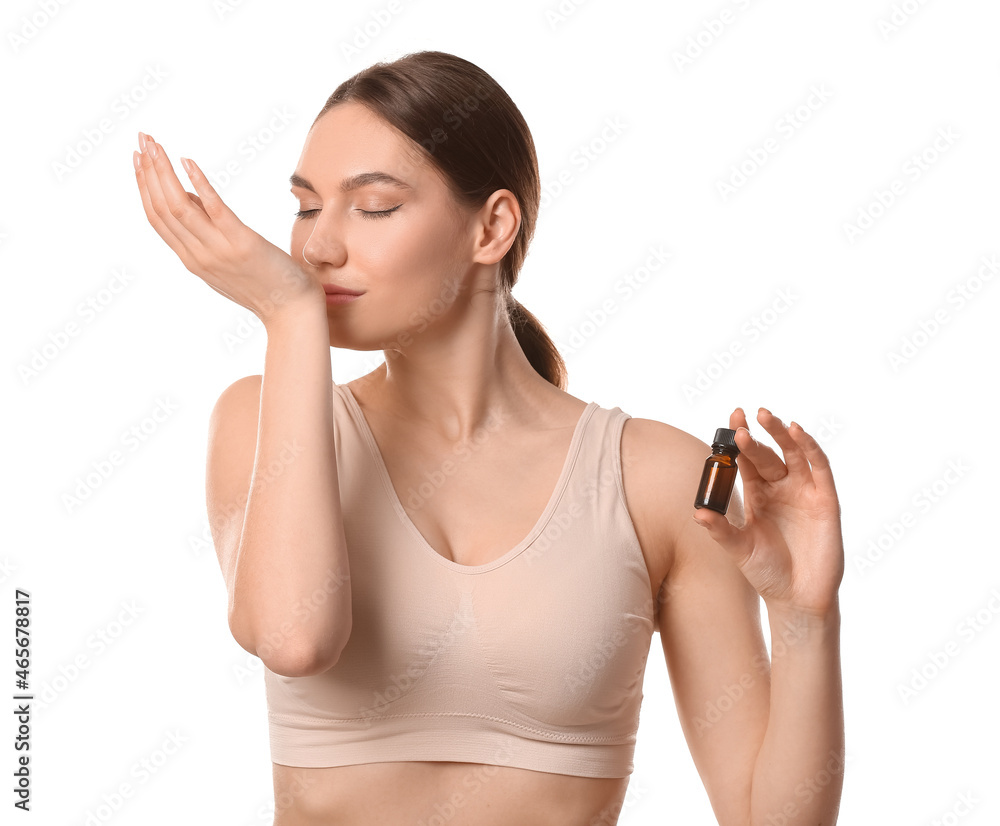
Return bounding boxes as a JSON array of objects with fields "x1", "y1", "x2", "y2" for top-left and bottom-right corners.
[{"x1": 205, "y1": 198, "x2": 229, "y2": 219}]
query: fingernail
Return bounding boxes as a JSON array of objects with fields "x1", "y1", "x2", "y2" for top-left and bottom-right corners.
[
  {"x1": 133, "y1": 150, "x2": 140, "y2": 171},
  {"x1": 149, "y1": 141, "x2": 159, "y2": 160},
  {"x1": 181, "y1": 157, "x2": 192, "y2": 176},
  {"x1": 138, "y1": 131, "x2": 147, "y2": 151},
  {"x1": 736, "y1": 425, "x2": 751, "y2": 440},
  {"x1": 759, "y1": 406, "x2": 771, "y2": 415}
]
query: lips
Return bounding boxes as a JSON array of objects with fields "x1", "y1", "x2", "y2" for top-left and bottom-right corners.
[{"x1": 322, "y1": 284, "x2": 365, "y2": 296}]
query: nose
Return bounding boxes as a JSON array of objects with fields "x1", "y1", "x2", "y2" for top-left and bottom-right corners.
[{"x1": 301, "y1": 214, "x2": 347, "y2": 268}]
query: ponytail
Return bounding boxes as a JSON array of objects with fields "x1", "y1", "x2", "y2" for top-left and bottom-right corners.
[{"x1": 507, "y1": 295, "x2": 567, "y2": 391}]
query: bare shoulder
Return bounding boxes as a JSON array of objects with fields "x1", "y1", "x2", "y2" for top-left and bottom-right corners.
[
  {"x1": 207, "y1": 375, "x2": 264, "y2": 474},
  {"x1": 619, "y1": 416, "x2": 722, "y2": 625},
  {"x1": 206, "y1": 373, "x2": 264, "y2": 508},
  {"x1": 206, "y1": 374, "x2": 263, "y2": 595},
  {"x1": 210, "y1": 374, "x2": 263, "y2": 415}
]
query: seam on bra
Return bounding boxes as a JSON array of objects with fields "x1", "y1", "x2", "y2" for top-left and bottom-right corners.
[
  {"x1": 267, "y1": 709, "x2": 636, "y2": 743},
  {"x1": 613, "y1": 410, "x2": 632, "y2": 514}
]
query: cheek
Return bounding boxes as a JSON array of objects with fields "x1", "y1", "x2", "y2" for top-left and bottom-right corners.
[{"x1": 368, "y1": 215, "x2": 463, "y2": 282}]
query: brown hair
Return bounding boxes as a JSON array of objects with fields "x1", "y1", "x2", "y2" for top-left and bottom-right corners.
[{"x1": 312, "y1": 50, "x2": 568, "y2": 391}]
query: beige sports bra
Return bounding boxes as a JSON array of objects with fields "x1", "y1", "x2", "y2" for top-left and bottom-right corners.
[{"x1": 263, "y1": 383, "x2": 656, "y2": 778}]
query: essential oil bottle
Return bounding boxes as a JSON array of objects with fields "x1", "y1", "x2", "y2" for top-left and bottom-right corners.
[{"x1": 693, "y1": 428, "x2": 740, "y2": 514}]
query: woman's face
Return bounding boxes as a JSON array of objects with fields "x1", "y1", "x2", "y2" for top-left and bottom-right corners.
[{"x1": 289, "y1": 100, "x2": 478, "y2": 351}]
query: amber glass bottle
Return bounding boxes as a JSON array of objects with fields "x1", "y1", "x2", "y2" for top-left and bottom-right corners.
[{"x1": 693, "y1": 428, "x2": 740, "y2": 514}]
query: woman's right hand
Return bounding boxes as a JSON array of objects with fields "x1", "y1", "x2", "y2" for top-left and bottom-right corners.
[{"x1": 133, "y1": 131, "x2": 325, "y2": 325}]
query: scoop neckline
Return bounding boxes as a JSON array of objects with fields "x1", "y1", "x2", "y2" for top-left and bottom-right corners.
[{"x1": 336, "y1": 383, "x2": 598, "y2": 574}]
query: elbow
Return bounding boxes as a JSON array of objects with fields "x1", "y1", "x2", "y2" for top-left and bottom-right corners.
[
  {"x1": 265, "y1": 636, "x2": 348, "y2": 678},
  {"x1": 228, "y1": 607, "x2": 350, "y2": 678}
]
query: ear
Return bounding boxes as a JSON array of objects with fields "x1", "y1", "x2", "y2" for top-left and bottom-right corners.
[{"x1": 470, "y1": 189, "x2": 521, "y2": 266}]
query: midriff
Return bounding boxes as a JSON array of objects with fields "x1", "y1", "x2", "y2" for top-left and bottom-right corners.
[{"x1": 271, "y1": 760, "x2": 631, "y2": 825}]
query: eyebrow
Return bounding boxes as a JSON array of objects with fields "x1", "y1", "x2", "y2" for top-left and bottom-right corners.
[{"x1": 289, "y1": 171, "x2": 412, "y2": 193}]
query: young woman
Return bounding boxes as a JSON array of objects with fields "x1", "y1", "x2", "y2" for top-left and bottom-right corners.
[{"x1": 134, "y1": 51, "x2": 845, "y2": 826}]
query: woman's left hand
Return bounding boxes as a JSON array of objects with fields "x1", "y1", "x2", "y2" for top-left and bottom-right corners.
[{"x1": 691, "y1": 407, "x2": 844, "y2": 618}]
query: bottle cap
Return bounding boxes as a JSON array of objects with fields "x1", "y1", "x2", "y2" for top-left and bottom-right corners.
[{"x1": 712, "y1": 427, "x2": 740, "y2": 454}]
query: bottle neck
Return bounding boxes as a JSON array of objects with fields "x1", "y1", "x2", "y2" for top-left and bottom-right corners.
[{"x1": 711, "y1": 444, "x2": 739, "y2": 458}]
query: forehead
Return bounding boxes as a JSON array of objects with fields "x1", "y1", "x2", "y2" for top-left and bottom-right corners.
[{"x1": 295, "y1": 101, "x2": 432, "y2": 188}]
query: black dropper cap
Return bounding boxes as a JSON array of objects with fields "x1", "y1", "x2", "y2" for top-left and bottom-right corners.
[{"x1": 712, "y1": 427, "x2": 740, "y2": 454}]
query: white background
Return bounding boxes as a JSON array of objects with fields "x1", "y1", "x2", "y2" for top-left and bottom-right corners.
[{"x1": 3, "y1": 0, "x2": 998, "y2": 823}]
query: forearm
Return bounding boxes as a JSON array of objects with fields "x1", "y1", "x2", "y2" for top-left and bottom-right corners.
[
  {"x1": 231, "y1": 302, "x2": 352, "y2": 673},
  {"x1": 748, "y1": 600, "x2": 845, "y2": 826}
]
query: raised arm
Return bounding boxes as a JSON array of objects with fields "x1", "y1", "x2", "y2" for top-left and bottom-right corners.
[
  {"x1": 133, "y1": 132, "x2": 352, "y2": 678},
  {"x1": 206, "y1": 302, "x2": 352, "y2": 678}
]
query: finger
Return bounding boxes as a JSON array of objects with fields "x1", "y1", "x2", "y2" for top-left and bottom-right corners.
[
  {"x1": 134, "y1": 149, "x2": 191, "y2": 263},
  {"x1": 729, "y1": 407, "x2": 765, "y2": 486},
  {"x1": 149, "y1": 140, "x2": 214, "y2": 236},
  {"x1": 138, "y1": 140, "x2": 202, "y2": 253},
  {"x1": 178, "y1": 155, "x2": 242, "y2": 229},
  {"x1": 787, "y1": 421, "x2": 838, "y2": 497},
  {"x1": 139, "y1": 137, "x2": 205, "y2": 250},
  {"x1": 726, "y1": 410, "x2": 770, "y2": 519},
  {"x1": 691, "y1": 505, "x2": 753, "y2": 564},
  {"x1": 755, "y1": 407, "x2": 811, "y2": 479},
  {"x1": 136, "y1": 152, "x2": 206, "y2": 217},
  {"x1": 730, "y1": 407, "x2": 792, "y2": 483}
]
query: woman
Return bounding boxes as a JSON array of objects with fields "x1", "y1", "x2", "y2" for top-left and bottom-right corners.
[{"x1": 134, "y1": 51, "x2": 845, "y2": 826}]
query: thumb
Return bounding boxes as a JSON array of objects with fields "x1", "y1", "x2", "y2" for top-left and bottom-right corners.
[{"x1": 691, "y1": 506, "x2": 748, "y2": 557}]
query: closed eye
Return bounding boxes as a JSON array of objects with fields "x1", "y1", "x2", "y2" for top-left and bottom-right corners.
[{"x1": 294, "y1": 205, "x2": 402, "y2": 221}]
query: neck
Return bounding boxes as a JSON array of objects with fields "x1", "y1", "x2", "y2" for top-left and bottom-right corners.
[{"x1": 358, "y1": 290, "x2": 554, "y2": 442}]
